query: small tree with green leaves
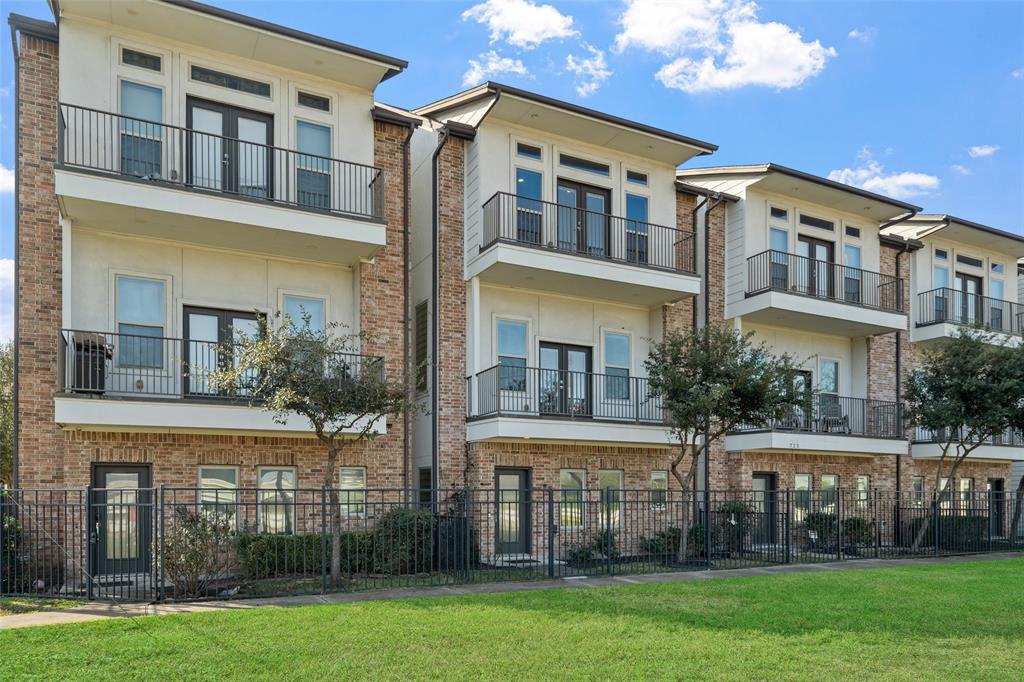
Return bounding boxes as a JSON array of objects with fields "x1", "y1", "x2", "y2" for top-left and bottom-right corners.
[
  {"x1": 211, "y1": 315, "x2": 406, "y2": 584},
  {"x1": 905, "y1": 329, "x2": 1024, "y2": 549},
  {"x1": 0, "y1": 341, "x2": 13, "y2": 487}
]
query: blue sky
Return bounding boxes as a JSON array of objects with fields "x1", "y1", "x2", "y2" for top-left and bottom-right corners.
[{"x1": 1, "y1": 0, "x2": 1022, "y2": 337}]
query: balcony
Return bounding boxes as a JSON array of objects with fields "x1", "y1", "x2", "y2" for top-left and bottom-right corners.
[
  {"x1": 913, "y1": 288, "x2": 1023, "y2": 345},
  {"x1": 736, "y1": 250, "x2": 907, "y2": 335},
  {"x1": 55, "y1": 103, "x2": 387, "y2": 264},
  {"x1": 465, "y1": 364, "x2": 673, "y2": 444},
  {"x1": 469, "y1": 192, "x2": 700, "y2": 306},
  {"x1": 54, "y1": 329, "x2": 385, "y2": 435},
  {"x1": 726, "y1": 394, "x2": 908, "y2": 456},
  {"x1": 911, "y1": 427, "x2": 1024, "y2": 461}
]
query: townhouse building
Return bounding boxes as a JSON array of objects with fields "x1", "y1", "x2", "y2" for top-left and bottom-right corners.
[
  {"x1": 407, "y1": 82, "x2": 728, "y2": 548},
  {"x1": 11, "y1": 0, "x2": 416, "y2": 524}
]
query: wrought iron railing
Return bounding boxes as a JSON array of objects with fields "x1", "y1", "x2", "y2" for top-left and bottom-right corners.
[
  {"x1": 912, "y1": 426, "x2": 1024, "y2": 448},
  {"x1": 747, "y1": 250, "x2": 904, "y2": 312},
  {"x1": 916, "y1": 288, "x2": 1023, "y2": 337},
  {"x1": 731, "y1": 394, "x2": 904, "y2": 439},
  {"x1": 466, "y1": 364, "x2": 665, "y2": 423},
  {"x1": 481, "y1": 191, "x2": 696, "y2": 273},
  {"x1": 57, "y1": 329, "x2": 383, "y2": 401},
  {"x1": 58, "y1": 103, "x2": 385, "y2": 221}
]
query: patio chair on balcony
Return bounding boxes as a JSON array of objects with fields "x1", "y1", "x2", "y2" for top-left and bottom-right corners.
[{"x1": 818, "y1": 399, "x2": 850, "y2": 433}]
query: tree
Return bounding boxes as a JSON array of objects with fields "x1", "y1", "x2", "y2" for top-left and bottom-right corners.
[
  {"x1": 645, "y1": 325, "x2": 805, "y2": 494},
  {"x1": 210, "y1": 316, "x2": 406, "y2": 584},
  {"x1": 0, "y1": 342, "x2": 13, "y2": 487},
  {"x1": 904, "y1": 329, "x2": 1024, "y2": 548}
]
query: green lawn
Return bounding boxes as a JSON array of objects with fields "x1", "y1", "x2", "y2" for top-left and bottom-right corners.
[
  {"x1": 3, "y1": 559, "x2": 1023, "y2": 681},
  {"x1": 0, "y1": 597, "x2": 84, "y2": 617}
]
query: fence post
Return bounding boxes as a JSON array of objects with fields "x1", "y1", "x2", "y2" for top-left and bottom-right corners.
[
  {"x1": 158, "y1": 485, "x2": 166, "y2": 602},
  {"x1": 321, "y1": 486, "x2": 328, "y2": 595},
  {"x1": 836, "y1": 490, "x2": 843, "y2": 561},
  {"x1": 85, "y1": 486, "x2": 94, "y2": 601},
  {"x1": 784, "y1": 489, "x2": 792, "y2": 564},
  {"x1": 874, "y1": 490, "x2": 881, "y2": 559},
  {"x1": 0, "y1": 490, "x2": 5, "y2": 597},
  {"x1": 705, "y1": 489, "x2": 713, "y2": 571},
  {"x1": 547, "y1": 487, "x2": 555, "y2": 579},
  {"x1": 933, "y1": 499, "x2": 940, "y2": 557},
  {"x1": 987, "y1": 489, "x2": 993, "y2": 553}
]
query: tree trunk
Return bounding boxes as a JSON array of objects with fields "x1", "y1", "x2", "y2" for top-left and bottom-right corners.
[
  {"x1": 323, "y1": 443, "x2": 343, "y2": 585},
  {"x1": 911, "y1": 449, "x2": 969, "y2": 551},
  {"x1": 671, "y1": 443, "x2": 701, "y2": 564},
  {"x1": 1009, "y1": 475, "x2": 1024, "y2": 544}
]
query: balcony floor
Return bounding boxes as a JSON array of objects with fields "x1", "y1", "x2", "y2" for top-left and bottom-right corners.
[
  {"x1": 466, "y1": 414, "x2": 675, "y2": 446},
  {"x1": 726, "y1": 431, "x2": 908, "y2": 456},
  {"x1": 733, "y1": 290, "x2": 908, "y2": 336}
]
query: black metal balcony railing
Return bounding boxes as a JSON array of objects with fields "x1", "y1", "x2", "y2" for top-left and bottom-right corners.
[
  {"x1": 912, "y1": 426, "x2": 1024, "y2": 448},
  {"x1": 481, "y1": 192, "x2": 696, "y2": 274},
  {"x1": 58, "y1": 329, "x2": 383, "y2": 401},
  {"x1": 58, "y1": 103, "x2": 385, "y2": 221},
  {"x1": 732, "y1": 394, "x2": 904, "y2": 439},
  {"x1": 466, "y1": 364, "x2": 665, "y2": 423},
  {"x1": 747, "y1": 250, "x2": 904, "y2": 313},
  {"x1": 916, "y1": 288, "x2": 1024, "y2": 337}
]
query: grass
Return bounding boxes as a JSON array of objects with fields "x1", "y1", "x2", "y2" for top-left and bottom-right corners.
[
  {"x1": 0, "y1": 597, "x2": 84, "y2": 617},
  {"x1": 3, "y1": 558, "x2": 1023, "y2": 681}
]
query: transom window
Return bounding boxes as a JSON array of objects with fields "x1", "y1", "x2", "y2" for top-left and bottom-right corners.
[
  {"x1": 191, "y1": 64, "x2": 271, "y2": 97},
  {"x1": 283, "y1": 294, "x2": 326, "y2": 334},
  {"x1": 845, "y1": 225, "x2": 861, "y2": 238},
  {"x1": 339, "y1": 467, "x2": 367, "y2": 518},
  {"x1": 770, "y1": 207, "x2": 789, "y2": 221},
  {"x1": 497, "y1": 319, "x2": 528, "y2": 391},
  {"x1": 991, "y1": 262, "x2": 1004, "y2": 274},
  {"x1": 297, "y1": 91, "x2": 330, "y2": 112},
  {"x1": 626, "y1": 170, "x2": 648, "y2": 185},
  {"x1": 799, "y1": 213, "x2": 835, "y2": 232},
  {"x1": 559, "y1": 469, "x2": 585, "y2": 528},
  {"x1": 956, "y1": 254, "x2": 983, "y2": 268},
  {"x1": 604, "y1": 332, "x2": 631, "y2": 400},
  {"x1": 516, "y1": 142, "x2": 542, "y2": 160},
  {"x1": 116, "y1": 275, "x2": 165, "y2": 368},
  {"x1": 559, "y1": 153, "x2": 610, "y2": 176},
  {"x1": 935, "y1": 249, "x2": 948, "y2": 261},
  {"x1": 121, "y1": 47, "x2": 161, "y2": 72},
  {"x1": 258, "y1": 467, "x2": 297, "y2": 534}
]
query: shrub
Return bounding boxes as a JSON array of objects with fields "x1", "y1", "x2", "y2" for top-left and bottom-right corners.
[
  {"x1": 563, "y1": 529, "x2": 620, "y2": 567},
  {"x1": 712, "y1": 502, "x2": 754, "y2": 556},
  {"x1": 237, "y1": 531, "x2": 373, "y2": 580},
  {"x1": 373, "y1": 508, "x2": 434, "y2": 575},
  {"x1": 901, "y1": 514, "x2": 988, "y2": 550},
  {"x1": 162, "y1": 506, "x2": 234, "y2": 599},
  {"x1": 804, "y1": 512, "x2": 837, "y2": 548},
  {"x1": 640, "y1": 527, "x2": 682, "y2": 557},
  {"x1": 1, "y1": 498, "x2": 20, "y2": 592},
  {"x1": 842, "y1": 517, "x2": 876, "y2": 546}
]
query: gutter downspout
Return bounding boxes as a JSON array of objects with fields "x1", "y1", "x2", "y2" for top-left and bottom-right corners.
[
  {"x1": 401, "y1": 121, "x2": 415, "y2": 504},
  {"x1": 689, "y1": 195, "x2": 710, "y2": 330},
  {"x1": 430, "y1": 126, "x2": 452, "y2": 499},
  {"x1": 8, "y1": 24, "x2": 19, "y2": 487}
]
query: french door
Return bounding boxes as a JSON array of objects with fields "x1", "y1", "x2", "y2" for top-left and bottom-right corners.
[
  {"x1": 954, "y1": 273, "x2": 983, "y2": 325},
  {"x1": 797, "y1": 236, "x2": 835, "y2": 299},
  {"x1": 183, "y1": 307, "x2": 260, "y2": 397},
  {"x1": 91, "y1": 465, "x2": 152, "y2": 575},
  {"x1": 556, "y1": 180, "x2": 611, "y2": 257},
  {"x1": 539, "y1": 343, "x2": 592, "y2": 417},
  {"x1": 187, "y1": 97, "x2": 273, "y2": 199}
]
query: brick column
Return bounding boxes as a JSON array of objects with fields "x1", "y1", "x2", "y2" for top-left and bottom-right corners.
[{"x1": 15, "y1": 34, "x2": 63, "y2": 488}]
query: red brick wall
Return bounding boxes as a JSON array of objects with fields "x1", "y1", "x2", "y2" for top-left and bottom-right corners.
[
  {"x1": 866, "y1": 244, "x2": 913, "y2": 404},
  {"x1": 720, "y1": 451, "x2": 901, "y2": 492},
  {"x1": 15, "y1": 34, "x2": 63, "y2": 489}
]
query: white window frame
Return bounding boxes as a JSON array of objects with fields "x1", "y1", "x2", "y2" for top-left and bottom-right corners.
[
  {"x1": 293, "y1": 84, "x2": 335, "y2": 117},
  {"x1": 912, "y1": 476, "x2": 925, "y2": 507},
  {"x1": 494, "y1": 315, "x2": 531, "y2": 395},
  {"x1": 338, "y1": 466, "x2": 367, "y2": 518},
  {"x1": 818, "y1": 358, "x2": 841, "y2": 395},
  {"x1": 650, "y1": 470, "x2": 668, "y2": 511},
  {"x1": 601, "y1": 328, "x2": 632, "y2": 402},
  {"x1": 110, "y1": 270, "x2": 173, "y2": 371},
  {"x1": 257, "y1": 466, "x2": 298, "y2": 535},
  {"x1": 197, "y1": 465, "x2": 240, "y2": 528},
  {"x1": 278, "y1": 289, "x2": 330, "y2": 332},
  {"x1": 509, "y1": 135, "x2": 546, "y2": 198}
]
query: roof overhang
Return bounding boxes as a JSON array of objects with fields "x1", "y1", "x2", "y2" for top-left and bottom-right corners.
[
  {"x1": 8, "y1": 13, "x2": 59, "y2": 41},
  {"x1": 53, "y1": 0, "x2": 407, "y2": 89},
  {"x1": 415, "y1": 82, "x2": 717, "y2": 166},
  {"x1": 679, "y1": 163, "x2": 920, "y2": 223},
  {"x1": 899, "y1": 214, "x2": 1024, "y2": 258}
]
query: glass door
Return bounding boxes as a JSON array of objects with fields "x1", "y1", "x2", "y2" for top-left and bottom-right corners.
[
  {"x1": 797, "y1": 236, "x2": 835, "y2": 299},
  {"x1": 751, "y1": 473, "x2": 777, "y2": 545},
  {"x1": 556, "y1": 180, "x2": 611, "y2": 257},
  {"x1": 91, "y1": 465, "x2": 152, "y2": 575},
  {"x1": 539, "y1": 343, "x2": 592, "y2": 417},
  {"x1": 495, "y1": 469, "x2": 530, "y2": 555},
  {"x1": 954, "y1": 273, "x2": 983, "y2": 326},
  {"x1": 183, "y1": 307, "x2": 260, "y2": 397},
  {"x1": 187, "y1": 98, "x2": 272, "y2": 199}
]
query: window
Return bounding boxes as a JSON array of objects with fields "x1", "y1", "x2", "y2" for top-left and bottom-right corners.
[
  {"x1": 296, "y1": 121, "x2": 332, "y2": 209},
  {"x1": 959, "y1": 478, "x2": 973, "y2": 511},
  {"x1": 845, "y1": 225, "x2": 861, "y2": 238},
  {"x1": 991, "y1": 262, "x2": 1004, "y2": 274},
  {"x1": 770, "y1": 228, "x2": 789, "y2": 253},
  {"x1": 559, "y1": 153, "x2": 610, "y2": 176},
  {"x1": 819, "y1": 359, "x2": 839, "y2": 395},
  {"x1": 856, "y1": 475, "x2": 871, "y2": 507},
  {"x1": 769, "y1": 227, "x2": 789, "y2": 289},
  {"x1": 283, "y1": 294, "x2": 326, "y2": 334},
  {"x1": 516, "y1": 142, "x2": 542, "y2": 160},
  {"x1": 414, "y1": 301, "x2": 429, "y2": 393},
  {"x1": 770, "y1": 207, "x2": 788, "y2": 221},
  {"x1": 339, "y1": 467, "x2": 366, "y2": 517},
  {"x1": 417, "y1": 467, "x2": 433, "y2": 508},
  {"x1": 938, "y1": 477, "x2": 952, "y2": 510},
  {"x1": 821, "y1": 474, "x2": 838, "y2": 513},
  {"x1": 956, "y1": 254, "x2": 983, "y2": 268},
  {"x1": 119, "y1": 81, "x2": 163, "y2": 178},
  {"x1": 990, "y1": 280, "x2": 1004, "y2": 299},
  {"x1": 799, "y1": 213, "x2": 835, "y2": 231},
  {"x1": 843, "y1": 245, "x2": 863, "y2": 304},
  {"x1": 559, "y1": 469, "x2": 585, "y2": 527},
  {"x1": 116, "y1": 275, "x2": 165, "y2": 368},
  {"x1": 795, "y1": 474, "x2": 812, "y2": 520},
  {"x1": 990, "y1": 280, "x2": 1006, "y2": 329},
  {"x1": 934, "y1": 266, "x2": 949, "y2": 289},
  {"x1": 598, "y1": 469, "x2": 624, "y2": 529},
  {"x1": 625, "y1": 193, "x2": 649, "y2": 264},
  {"x1": 199, "y1": 466, "x2": 238, "y2": 526},
  {"x1": 191, "y1": 65, "x2": 271, "y2": 97},
  {"x1": 121, "y1": 48, "x2": 161, "y2": 72},
  {"x1": 514, "y1": 168, "x2": 543, "y2": 244},
  {"x1": 650, "y1": 471, "x2": 668, "y2": 510},
  {"x1": 603, "y1": 332, "x2": 630, "y2": 399},
  {"x1": 297, "y1": 91, "x2": 330, "y2": 112},
  {"x1": 497, "y1": 319, "x2": 528, "y2": 391},
  {"x1": 912, "y1": 476, "x2": 925, "y2": 507},
  {"x1": 626, "y1": 170, "x2": 648, "y2": 185},
  {"x1": 935, "y1": 249, "x2": 948, "y2": 261},
  {"x1": 258, "y1": 467, "x2": 297, "y2": 534}
]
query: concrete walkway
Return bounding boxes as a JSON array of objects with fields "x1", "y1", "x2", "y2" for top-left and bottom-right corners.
[{"x1": 2, "y1": 552, "x2": 1020, "y2": 631}]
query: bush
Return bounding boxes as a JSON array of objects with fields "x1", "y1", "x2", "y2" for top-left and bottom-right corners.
[
  {"x1": 1, "y1": 498, "x2": 20, "y2": 592},
  {"x1": 563, "y1": 529, "x2": 620, "y2": 567},
  {"x1": 901, "y1": 514, "x2": 988, "y2": 550},
  {"x1": 435, "y1": 514, "x2": 478, "y2": 571},
  {"x1": 713, "y1": 502, "x2": 754, "y2": 556},
  {"x1": 804, "y1": 512, "x2": 837, "y2": 548},
  {"x1": 162, "y1": 506, "x2": 234, "y2": 599},
  {"x1": 373, "y1": 508, "x2": 434, "y2": 575},
  {"x1": 237, "y1": 530, "x2": 374, "y2": 580},
  {"x1": 842, "y1": 517, "x2": 876, "y2": 546},
  {"x1": 640, "y1": 527, "x2": 682, "y2": 556}
]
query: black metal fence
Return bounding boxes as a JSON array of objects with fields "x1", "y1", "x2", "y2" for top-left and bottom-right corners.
[
  {"x1": 481, "y1": 191, "x2": 697, "y2": 274},
  {"x1": 467, "y1": 365, "x2": 664, "y2": 423},
  {"x1": 747, "y1": 250, "x2": 904, "y2": 312},
  {"x1": 58, "y1": 103, "x2": 385, "y2": 221},
  {"x1": 916, "y1": 287, "x2": 1023, "y2": 337},
  {"x1": 732, "y1": 394, "x2": 904, "y2": 439},
  {"x1": 2, "y1": 487, "x2": 1021, "y2": 603},
  {"x1": 58, "y1": 329, "x2": 383, "y2": 401}
]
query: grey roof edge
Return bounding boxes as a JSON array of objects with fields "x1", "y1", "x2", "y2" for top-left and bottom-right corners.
[
  {"x1": 8, "y1": 13, "x2": 58, "y2": 41},
  {"x1": 879, "y1": 233, "x2": 924, "y2": 251},
  {"x1": 678, "y1": 163, "x2": 923, "y2": 213},
  {"x1": 371, "y1": 105, "x2": 421, "y2": 128},
  {"x1": 674, "y1": 180, "x2": 739, "y2": 202},
  {"x1": 416, "y1": 82, "x2": 718, "y2": 155},
  {"x1": 153, "y1": 1, "x2": 408, "y2": 77},
  {"x1": 909, "y1": 214, "x2": 1024, "y2": 246}
]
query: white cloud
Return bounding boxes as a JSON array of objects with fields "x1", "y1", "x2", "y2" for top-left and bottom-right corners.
[
  {"x1": 951, "y1": 164, "x2": 972, "y2": 176},
  {"x1": 0, "y1": 259, "x2": 12, "y2": 343},
  {"x1": 847, "y1": 27, "x2": 876, "y2": 43},
  {"x1": 615, "y1": 1, "x2": 836, "y2": 94},
  {"x1": 828, "y1": 150, "x2": 939, "y2": 200},
  {"x1": 463, "y1": 51, "x2": 530, "y2": 86},
  {"x1": 0, "y1": 164, "x2": 13, "y2": 193},
  {"x1": 967, "y1": 145, "x2": 999, "y2": 158},
  {"x1": 566, "y1": 44, "x2": 612, "y2": 97},
  {"x1": 462, "y1": 0, "x2": 577, "y2": 49},
  {"x1": 1012, "y1": 68, "x2": 1023, "y2": 80}
]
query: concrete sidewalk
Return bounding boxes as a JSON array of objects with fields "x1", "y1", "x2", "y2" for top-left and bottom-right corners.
[{"x1": 2, "y1": 552, "x2": 1020, "y2": 631}]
